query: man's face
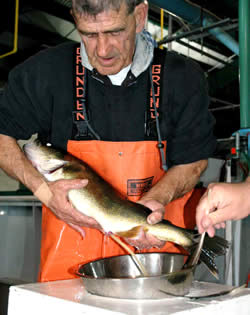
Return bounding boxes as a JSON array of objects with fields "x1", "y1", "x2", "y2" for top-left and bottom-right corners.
[{"x1": 73, "y1": 3, "x2": 147, "y2": 75}]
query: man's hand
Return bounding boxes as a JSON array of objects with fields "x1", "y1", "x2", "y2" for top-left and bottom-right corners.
[
  {"x1": 124, "y1": 199, "x2": 166, "y2": 250},
  {"x1": 196, "y1": 180, "x2": 250, "y2": 237},
  {"x1": 124, "y1": 160, "x2": 207, "y2": 249},
  {"x1": 46, "y1": 179, "x2": 102, "y2": 237},
  {"x1": 0, "y1": 135, "x2": 101, "y2": 238}
]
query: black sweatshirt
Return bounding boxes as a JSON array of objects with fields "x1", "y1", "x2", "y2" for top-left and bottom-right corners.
[{"x1": 0, "y1": 42, "x2": 216, "y2": 167}]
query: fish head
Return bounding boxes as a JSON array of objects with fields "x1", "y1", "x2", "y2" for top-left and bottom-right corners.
[{"x1": 23, "y1": 140, "x2": 67, "y2": 175}]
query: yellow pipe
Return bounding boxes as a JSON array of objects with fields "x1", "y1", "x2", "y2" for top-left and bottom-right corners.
[
  {"x1": 159, "y1": 8, "x2": 164, "y2": 49},
  {"x1": 0, "y1": 0, "x2": 19, "y2": 59}
]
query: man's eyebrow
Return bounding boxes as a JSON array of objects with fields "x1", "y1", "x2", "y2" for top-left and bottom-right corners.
[
  {"x1": 78, "y1": 26, "x2": 125, "y2": 36},
  {"x1": 103, "y1": 26, "x2": 126, "y2": 33},
  {"x1": 78, "y1": 30, "x2": 97, "y2": 36}
]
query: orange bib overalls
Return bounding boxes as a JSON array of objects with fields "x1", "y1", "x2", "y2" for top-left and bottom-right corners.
[{"x1": 38, "y1": 46, "x2": 203, "y2": 282}]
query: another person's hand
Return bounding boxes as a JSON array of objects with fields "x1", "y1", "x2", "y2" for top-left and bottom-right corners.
[
  {"x1": 124, "y1": 199, "x2": 166, "y2": 250},
  {"x1": 46, "y1": 179, "x2": 102, "y2": 237},
  {"x1": 196, "y1": 180, "x2": 250, "y2": 237}
]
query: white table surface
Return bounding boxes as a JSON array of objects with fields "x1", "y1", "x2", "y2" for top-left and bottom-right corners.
[{"x1": 8, "y1": 278, "x2": 250, "y2": 315}]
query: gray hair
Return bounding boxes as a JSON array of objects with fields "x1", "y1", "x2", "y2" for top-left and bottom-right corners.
[{"x1": 71, "y1": 0, "x2": 145, "y2": 16}]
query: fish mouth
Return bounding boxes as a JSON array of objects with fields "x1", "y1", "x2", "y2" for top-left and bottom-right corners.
[
  {"x1": 46, "y1": 163, "x2": 66, "y2": 174},
  {"x1": 36, "y1": 159, "x2": 67, "y2": 175},
  {"x1": 23, "y1": 142, "x2": 67, "y2": 175}
]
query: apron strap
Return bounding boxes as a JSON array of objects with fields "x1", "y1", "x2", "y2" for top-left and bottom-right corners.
[
  {"x1": 73, "y1": 44, "x2": 100, "y2": 140},
  {"x1": 148, "y1": 48, "x2": 168, "y2": 171}
]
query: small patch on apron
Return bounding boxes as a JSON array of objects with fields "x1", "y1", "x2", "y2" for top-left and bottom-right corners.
[{"x1": 127, "y1": 177, "x2": 154, "y2": 196}]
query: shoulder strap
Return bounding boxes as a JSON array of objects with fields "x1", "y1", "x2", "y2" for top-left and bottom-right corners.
[
  {"x1": 150, "y1": 48, "x2": 166, "y2": 118},
  {"x1": 72, "y1": 43, "x2": 89, "y2": 139},
  {"x1": 145, "y1": 48, "x2": 167, "y2": 137},
  {"x1": 73, "y1": 44, "x2": 101, "y2": 140}
]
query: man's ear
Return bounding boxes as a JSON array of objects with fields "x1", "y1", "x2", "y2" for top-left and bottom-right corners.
[
  {"x1": 70, "y1": 8, "x2": 80, "y2": 25},
  {"x1": 70, "y1": 9, "x2": 76, "y2": 22},
  {"x1": 134, "y1": 2, "x2": 148, "y2": 33}
]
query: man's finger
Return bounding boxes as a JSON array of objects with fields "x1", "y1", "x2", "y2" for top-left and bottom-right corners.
[
  {"x1": 68, "y1": 223, "x2": 85, "y2": 239},
  {"x1": 58, "y1": 179, "x2": 88, "y2": 190},
  {"x1": 206, "y1": 225, "x2": 216, "y2": 237},
  {"x1": 196, "y1": 198, "x2": 210, "y2": 230},
  {"x1": 209, "y1": 210, "x2": 227, "y2": 226},
  {"x1": 147, "y1": 209, "x2": 164, "y2": 224}
]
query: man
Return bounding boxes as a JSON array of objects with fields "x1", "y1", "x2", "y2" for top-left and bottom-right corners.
[
  {"x1": 0, "y1": 0, "x2": 216, "y2": 281},
  {"x1": 196, "y1": 178, "x2": 250, "y2": 237}
]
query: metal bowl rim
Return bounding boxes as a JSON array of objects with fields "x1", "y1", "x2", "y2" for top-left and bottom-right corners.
[
  {"x1": 77, "y1": 268, "x2": 193, "y2": 281},
  {"x1": 76, "y1": 252, "x2": 188, "y2": 280}
]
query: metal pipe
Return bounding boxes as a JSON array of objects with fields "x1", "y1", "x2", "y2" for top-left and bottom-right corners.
[
  {"x1": 207, "y1": 54, "x2": 236, "y2": 74},
  {"x1": 239, "y1": 0, "x2": 250, "y2": 128},
  {"x1": 149, "y1": 0, "x2": 239, "y2": 55},
  {"x1": 159, "y1": 8, "x2": 164, "y2": 49},
  {"x1": 209, "y1": 104, "x2": 240, "y2": 112},
  {"x1": 176, "y1": 39, "x2": 229, "y2": 65},
  {"x1": 203, "y1": 19, "x2": 239, "y2": 55},
  {"x1": 225, "y1": 160, "x2": 233, "y2": 286},
  {"x1": 0, "y1": 195, "x2": 39, "y2": 201},
  {"x1": 0, "y1": 0, "x2": 19, "y2": 59},
  {"x1": 234, "y1": 220, "x2": 242, "y2": 286},
  {"x1": 190, "y1": 22, "x2": 238, "y2": 41},
  {"x1": 158, "y1": 18, "x2": 230, "y2": 46},
  {"x1": 210, "y1": 97, "x2": 240, "y2": 107},
  {"x1": 168, "y1": 14, "x2": 173, "y2": 51},
  {"x1": 150, "y1": 0, "x2": 204, "y2": 24}
]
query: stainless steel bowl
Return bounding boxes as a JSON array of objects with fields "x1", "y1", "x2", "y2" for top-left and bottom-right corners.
[{"x1": 77, "y1": 253, "x2": 193, "y2": 299}]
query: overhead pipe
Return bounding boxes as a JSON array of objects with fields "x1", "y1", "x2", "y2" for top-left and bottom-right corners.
[
  {"x1": 168, "y1": 14, "x2": 173, "y2": 51},
  {"x1": 239, "y1": 0, "x2": 250, "y2": 128},
  {"x1": 158, "y1": 18, "x2": 230, "y2": 45},
  {"x1": 209, "y1": 97, "x2": 240, "y2": 112},
  {"x1": 0, "y1": 0, "x2": 19, "y2": 59},
  {"x1": 159, "y1": 9, "x2": 164, "y2": 49},
  {"x1": 149, "y1": 0, "x2": 239, "y2": 55},
  {"x1": 190, "y1": 22, "x2": 239, "y2": 41},
  {"x1": 176, "y1": 39, "x2": 229, "y2": 66}
]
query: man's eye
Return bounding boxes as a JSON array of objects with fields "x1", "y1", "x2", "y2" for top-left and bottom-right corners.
[
  {"x1": 111, "y1": 31, "x2": 121, "y2": 36},
  {"x1": 85, "y1": 34, "x2": 97, "y2": 38}
]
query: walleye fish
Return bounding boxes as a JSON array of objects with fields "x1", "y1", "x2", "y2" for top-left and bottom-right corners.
[{"x1": 23, "y1": 140, "x2": 229, "y2": 278}]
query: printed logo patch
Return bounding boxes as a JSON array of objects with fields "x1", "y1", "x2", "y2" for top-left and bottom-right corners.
[{"x1": 127, "y1": 177, "x2": 154, "y2": 196}]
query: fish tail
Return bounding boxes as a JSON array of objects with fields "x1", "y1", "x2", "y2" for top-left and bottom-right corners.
[{"x1": 187, "y1": 234, "x2": 229, "y2": 279}]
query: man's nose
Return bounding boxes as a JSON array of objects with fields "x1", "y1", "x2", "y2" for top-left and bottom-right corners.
[{"x1": 96, "y1": 34, "x2": 110, "y2": 57}]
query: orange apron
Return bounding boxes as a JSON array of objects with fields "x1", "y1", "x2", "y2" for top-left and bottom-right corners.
[{"x1": 39, "y1": 140, "x2": 203, "y2": 282}]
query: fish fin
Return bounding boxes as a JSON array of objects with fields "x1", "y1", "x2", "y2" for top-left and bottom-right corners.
[
  {"x1": 200, "y1": 235, "x2": 230, "y2": 279},
  {"x1": 203, "y1": 235, "x2": 230, "y2": 256},
  {"x1": 116, "y1": 226, "x2": 148, "y2": 239},
  {"x1": 186, "y1": 234, "x2": 230, "y2": 279}
]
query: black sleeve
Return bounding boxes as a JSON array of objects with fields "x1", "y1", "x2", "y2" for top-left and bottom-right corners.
[
  {"x1": 0, "y1": 52, "x2": 53, "y2": 140},
  {"x1": 166, "y1": 56, "x2": 217, "y2": 167}
]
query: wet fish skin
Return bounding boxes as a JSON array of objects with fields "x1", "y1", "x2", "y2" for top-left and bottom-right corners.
[{"x1": 23, "y1": 140, "x2": 229, "y2": 278}]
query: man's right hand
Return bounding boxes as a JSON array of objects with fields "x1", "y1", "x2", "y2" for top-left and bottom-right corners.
[
  {"x1": 0, "y1": 135, "x2": 101, "y2": 237},
  {"x1": 45, "y1": 178, "x2": 102, "y2": 237}
]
